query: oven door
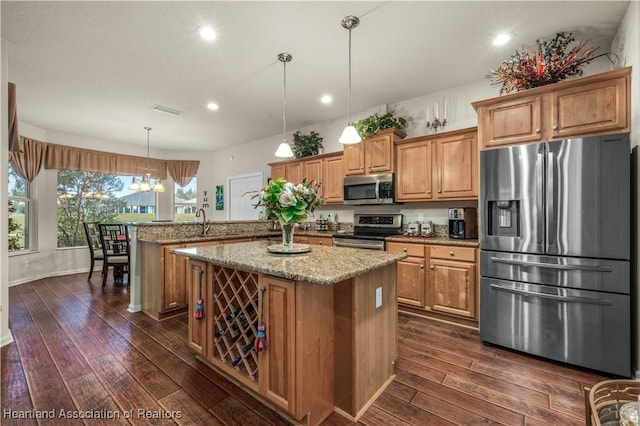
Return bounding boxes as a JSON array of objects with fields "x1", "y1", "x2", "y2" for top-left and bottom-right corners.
[{"x1": 332, "y1": 237, "x2": 385, "y2": 250}]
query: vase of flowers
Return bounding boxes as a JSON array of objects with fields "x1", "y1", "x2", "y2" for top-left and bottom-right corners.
[{"x1": 257, "y1": 178, "x2": 323, "y2": 251}]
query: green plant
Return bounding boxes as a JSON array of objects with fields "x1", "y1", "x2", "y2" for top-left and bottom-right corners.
[
  {"x1": 354, "y1": 111, "x2": 407, "y2": 140},
  {"x1": 488, "y1": 32, "x2": 603, "y2": 94},
  {"x1": 292, "y1": 130, "x2": 324, "y2": 158},
  {"x1": 256, "y1": 178, "x2": 323, "y2": 225}
]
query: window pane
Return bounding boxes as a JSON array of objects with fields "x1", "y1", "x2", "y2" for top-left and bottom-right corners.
[
  {"x1": 9, "y1": 200, "x2": 27, "y2": 251},
  {"x1": 175, "y1": 177, "x2": 197, "y2": 222},
  {"x1": 8, "y1": 163, "x2": 27, "y2": 197}
]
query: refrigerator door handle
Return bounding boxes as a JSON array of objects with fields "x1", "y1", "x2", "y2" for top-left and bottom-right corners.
[
  {"x1": 546, "y1": 151, "x2": 555, "y2": 249},
  {"x1": 489, "y1": 256, "x2": 613, "y2": 272},
  {"x1": 489, "y1": 283, "x2": 613, "y2": 305},
  {"x1": 536, "y1": 151, "x2": 544, "y2": 246}
]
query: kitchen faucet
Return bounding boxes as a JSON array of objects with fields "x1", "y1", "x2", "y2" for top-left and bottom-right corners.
[{"x1": 195, "y1": 208, "x2": 210, "y2": 236}]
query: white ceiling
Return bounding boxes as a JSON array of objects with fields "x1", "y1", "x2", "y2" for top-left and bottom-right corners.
[{"x1": 1, "y1": 1, "x2": 629, "y2": 152}]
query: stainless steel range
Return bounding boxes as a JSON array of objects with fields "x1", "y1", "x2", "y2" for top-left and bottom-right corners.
[{"x1": 332, "y1": 214, "x2": 403, "y2": 250}]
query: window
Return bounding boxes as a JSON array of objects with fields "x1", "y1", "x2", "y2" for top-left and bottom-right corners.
[
  {"x1": 175, "y1": 177, "x2": 197, "y2": 221},
  {"x1": 8, "y1": 163, "x2": 31, "y2": 252},
  {"x1": 57, "y1": 170, "x2": 157, "y2": 248}
]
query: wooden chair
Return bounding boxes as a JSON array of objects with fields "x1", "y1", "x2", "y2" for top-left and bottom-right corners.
[
  {"x1": 98, "y1": 223, "x2": 130, "y2": 287},
  {"x1": 585, "y1": 379, "x2": 640, "y2": 425},
  {"x1": 82, "y1": 222, "x2": 104, "y2": 280}
]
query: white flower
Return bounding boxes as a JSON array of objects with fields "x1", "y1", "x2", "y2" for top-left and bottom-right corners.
[
  {"x1": 284, "y1": 182, "x2": 295, "y2": 191},
  {"x1": 279, "y1": 190, "x2": 297, "y2": 207}
]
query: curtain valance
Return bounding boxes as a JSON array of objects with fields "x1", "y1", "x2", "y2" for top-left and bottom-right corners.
[{"x1": 167, "y1": 160, "x2": 200, "y2": 187}]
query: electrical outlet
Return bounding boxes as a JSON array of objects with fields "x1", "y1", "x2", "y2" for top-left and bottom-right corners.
[{"x1": 375, "y1": 287, "x2": 382, "y2": 308}]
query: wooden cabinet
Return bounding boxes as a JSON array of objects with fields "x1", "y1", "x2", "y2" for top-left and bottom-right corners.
[
  {"x1": 473, "y1": 67, "x2": 631, "y2": 150},
  {"x1": 163, "y1": 244, "x2": 187, "y2": 311},
  {"x1": 322, "y1": 153, "x2": 343, "y2": 204},
  {"x1": 292, "y1": 235, "x2": 308, "y2": 244},
  {"x1": 187, "y1": 260, "x2": 208, "y2": 355},
  {"x1": 260, "y1": 276, "x2": 297, "y2": 412},
  {"x1": 343, "y1": 128, "x2": 406, "y2": 175},
  {"x1": 386, "y1": 242, "x2": 425, "y2": 307},
  {"x1": 307, "y1": 236, "x2": 332, "y2": 246},
  {"x1": 427, "y1": 246, "x2": 477, "y2": 319},
  {"x1": 395, "y1": 127, "x2": 477, "y2": 202},
  {"x1": 269, "y1": 152, "x2": 344, "y2": 204}
]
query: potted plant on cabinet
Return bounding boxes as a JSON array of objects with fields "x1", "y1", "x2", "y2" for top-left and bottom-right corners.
[
  {"x1": 292, "y1": 130, "x2": 324, "y2": 158},
  {"x1": 354, "y1": 111, "x2": 407, "y2": 140}
]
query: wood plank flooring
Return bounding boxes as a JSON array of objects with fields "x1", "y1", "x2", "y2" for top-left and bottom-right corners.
[{"x1": 1, "y1": 273, "x2": 612, "y2": 425}]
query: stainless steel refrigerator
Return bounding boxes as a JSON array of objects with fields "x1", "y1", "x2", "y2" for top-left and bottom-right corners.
[{"x1": 480, "y1": 133, "x2": 631, "y2": 377}]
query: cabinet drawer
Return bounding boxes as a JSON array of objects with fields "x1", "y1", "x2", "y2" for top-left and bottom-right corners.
[
  {"x1": 307, "y1": 236, "x2": 332, "y2": 246},
  {"x1": 387, "y1": 242, "x2": 424, "y2": 258},
  {"x1": 429, "y1": 245, "x2": 476, "y2": 262}
]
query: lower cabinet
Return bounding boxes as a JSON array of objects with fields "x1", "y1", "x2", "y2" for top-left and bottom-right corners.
[
  {"x1": 386, "y1": 242, "x2": 425, "y2": 307},
  {"x1": 427, "y1": 246, "x2": 477, "y2": 319},
  {"x1": 387, "y1": 242, "x2": 478, "y2": 322}
]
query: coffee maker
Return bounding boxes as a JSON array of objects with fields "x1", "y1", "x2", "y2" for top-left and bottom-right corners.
[{"x1": 448, "y1": 208, "x2": 478, "y2": 239}]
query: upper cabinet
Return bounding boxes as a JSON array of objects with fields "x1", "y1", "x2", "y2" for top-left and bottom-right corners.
[
  {"x1": 395, "y1": 127, "x2": 478, "y2": 202},
  {"x1": 343, "y1": 128, "x2": 406, "y2": 175},
  {"x1": 268, "y1": 152, "x2": 343, "y2": 204},
  {"x1": 473, "y1": 67, "x2": 631, "y2": 150}
]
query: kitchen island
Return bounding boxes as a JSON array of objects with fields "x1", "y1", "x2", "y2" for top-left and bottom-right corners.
[{"x1": 173, "y1": 241, "x2": 406, "y2": 425}]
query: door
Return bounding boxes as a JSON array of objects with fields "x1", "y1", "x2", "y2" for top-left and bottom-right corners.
[
  {"x1": 366, "y1": 133, "x2": 393, "y2": 173},
  {"x1": 395, "y1": 139, "x2": 432, "y2": 201},
  {"x1": 323, "y1": 155, "x2": 344, "y2": 203},
  {"x1": 480, "y1": 142, "x2": 544, "y2": 254},
  {"x1": 435, "y1": 132, "x2": 477, "y2": 199},
  {"x1": 397, "y1": 257, "x2": 425, "y2": 307},
  {"x1": 480, "y1": 277, "x2": 631, "y2": 377},
  {"x1": 545, "y1": 134, "x2": 630, "y2": 259},
  {"x1": 429, "y1": 259, "x2": 475, "y2": 318}
]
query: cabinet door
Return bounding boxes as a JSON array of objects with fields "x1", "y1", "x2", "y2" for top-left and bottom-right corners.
[
  {"x1": 259, "y1": 276, "x2": 296, "y2": 413},
  {"x1": 187, "y1": 260, "x2": 208, "y2": 355},
  {"x1": 323, "y1": 155, "x2": 344, "y2": 203},
  {"x1": 163, "y1": 244, "x2": 187, "y2": 311},
  {"x1": 271, "y1": 164, "x2": 286, "y2": 180},
  {"x1": 435, "y1": 132, "x2": 477, "y2": 199},
  {"x1": 428, "y1": 259, "x2": 475, "y2": 319},
  {"x1": 343, "y1": 143, "x2": 365, "y2": 175},
  {"x1": 366, "y1": 133, "x2": 393, "y2": 173},
  {"x1": 292, "y1": 235, "x2": 308, "y2": 244},
  {"x1": 397, "y1": 256, "x2": 426, "y2": 307},
  {"x1": 480, "y1": 95, "x2": 543, "y2": 149},
  {"x1": 395, "y1": 139, "x2": 433, "y2": 201},
  {"x1": 551, "y1": 75, "x2": 629, "y2": 139},
  {"x1": 285, "y1": 161, "x2": 302, "y2": 184},
  {"x1": 304, "y1": 158, "x2": 323, "y2": 196}
]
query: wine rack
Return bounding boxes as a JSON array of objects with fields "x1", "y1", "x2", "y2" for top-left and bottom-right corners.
[{"x1": 210, "y1": 266, "x2": 260, "y2": 382}]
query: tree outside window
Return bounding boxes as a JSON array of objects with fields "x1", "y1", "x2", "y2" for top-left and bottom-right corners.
[
  {"x1": 175, "y1": 177, "x2": 197, "y2": 221},
  {"x1": 8, "y1": 163, "x2": 30, "y2": 252}
]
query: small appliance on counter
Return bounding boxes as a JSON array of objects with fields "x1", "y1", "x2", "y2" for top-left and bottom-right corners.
[
  {"x1": 448, "y1": 207, "x2": 477, "y2": 239},
  {"x1": 406, "y1": 222, "x2": 421, "y2": 236},
  {"x1": 421, "y1": 221, "x2": 434, "y2": 237}
]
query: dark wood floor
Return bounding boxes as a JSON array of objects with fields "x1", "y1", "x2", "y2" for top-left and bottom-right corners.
[{"x1": 2, "y1": 272, "x2": 611, "y2": 425}]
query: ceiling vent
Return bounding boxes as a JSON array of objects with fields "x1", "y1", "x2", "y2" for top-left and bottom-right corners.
[{"x1": 151, "y1": 104, "x2": 183, "y2": 116}]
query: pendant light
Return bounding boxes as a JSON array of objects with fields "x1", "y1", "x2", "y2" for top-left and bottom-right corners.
[
  {"x1": 275, "y1": 53, "x2": 294, "y2": 158},
  {"x1": 128, "y1": 126, "x2": 165, "y2": 192},
  {"x1": 339, "y1": 15, "x2": 362, "y2": 145}
]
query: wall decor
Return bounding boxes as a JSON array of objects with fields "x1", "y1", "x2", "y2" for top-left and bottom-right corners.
[{"x1": 215, "y1": 185, "x2": 224, "y2": 210}]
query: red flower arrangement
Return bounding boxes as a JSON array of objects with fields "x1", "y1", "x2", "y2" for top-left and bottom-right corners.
[{"x1": 488, "y1": 32, "x2": 602, "y2": 94}]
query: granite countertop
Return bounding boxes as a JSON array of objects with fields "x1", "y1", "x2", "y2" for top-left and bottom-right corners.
[
  {"x1": 138, "y1": 230, "x2": 336, "y2": 245},
  {"x1": 173, "y1": 241, "x2": 406, "y2": 285},
  {"x1": 385, "y1": 236, "x2": 479, "y2": 247}
]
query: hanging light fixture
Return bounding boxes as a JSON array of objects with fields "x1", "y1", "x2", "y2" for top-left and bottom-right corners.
[
  {"x1": 275, "y1": 52, "x2": 294, "y2": 158},
  {"x1": 339, "y1": 15, "x2": 362, "y2": 145},
  {"x1": 128, "y1": 126, "x2": 165, "y2": 192}
]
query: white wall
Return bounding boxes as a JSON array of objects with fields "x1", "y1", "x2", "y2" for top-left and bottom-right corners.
[{"x1": 612, "y1": 1, "x2": 640, "y2": 377}]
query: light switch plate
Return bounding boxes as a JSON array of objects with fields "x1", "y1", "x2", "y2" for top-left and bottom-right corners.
[{"x1": 375, "y1": 287, "x2": 382, "y2": 308}]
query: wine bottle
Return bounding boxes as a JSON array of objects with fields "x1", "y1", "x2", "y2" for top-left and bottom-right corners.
[
  {"x1": 231, "y1": 326, "x2": 254, "y2": 343},
  {"x1": 225, "y1": 306, "x2": 242, "y2": 321},
  {"x1": 242, "y1": 341, "x2": 255, "y2": 353},
  {"x1": 214, "y1": 326, "x2": 227, "y2": 338},
  {"x1": 232, "y1": 356, "x2": 242, "y2": 367},
  {"x1": 232, "y1": 314, "x2": 248, "y2": 331}
]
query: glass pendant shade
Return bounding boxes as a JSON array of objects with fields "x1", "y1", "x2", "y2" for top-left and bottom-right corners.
[
  {"x1": 138, "y1": 174, "x2": 151, "y2": 192},
  {"x1": 339, "y1": 124, "x2": 362, "y2": 144},
  {"x1": 153, "y1": 179, "x2": 165, "y2": 192},
  {"x1": 275, "y1": 142, "x2": 294, "y2": 158},
  {"x1": 128, "y1": 177, "x2": 140, "y2": 191},
  {"x1": 130, "y1": 127, "x2": 165, "y2": 192}
]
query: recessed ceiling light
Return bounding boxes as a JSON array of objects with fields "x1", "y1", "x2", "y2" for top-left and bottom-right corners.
[
  {"x1": 493, "y1": 33, "x2": 511, "y2": 46},
  {"x1": 207, "y1": 102, "x2": 219, "y2": 111},
  {"x1": 197, "y1": 26, "x2": 216, "y2": 41},
  {"x1": 320, "y1": 95, "x2": 332, "y2": 104}
]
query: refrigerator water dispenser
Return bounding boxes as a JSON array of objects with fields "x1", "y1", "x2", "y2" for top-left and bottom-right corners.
[{"x1": 488, "y1": 200, "x2": 519, "y2": 237}]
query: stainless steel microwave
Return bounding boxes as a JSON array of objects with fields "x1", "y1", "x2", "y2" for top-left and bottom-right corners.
[{"x1": 343, "y1": 173, "x2": 395, "y2": 205}]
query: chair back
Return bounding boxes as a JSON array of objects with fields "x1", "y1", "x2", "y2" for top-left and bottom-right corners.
[
  {"x1": 83, "y1": 222, "x2": 102, "y2": 256},
  {"x1": 98, "y1": 223, "x2": 130, "y2": 257}
]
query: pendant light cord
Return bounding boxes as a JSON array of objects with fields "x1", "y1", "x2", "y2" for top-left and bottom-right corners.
[
  {"x1": 283, "y1": 59, "x2": 287, "y2": 142},
  {"x1": 348, "y1": 27, "x2": 352, "y2": 125}
]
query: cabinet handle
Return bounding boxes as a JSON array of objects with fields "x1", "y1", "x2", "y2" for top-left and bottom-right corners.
[
  {"x1": 427, "y1": 190, "x2": 431, "y2": 194},
  {"x1": 449, "y1": 251, "x2": 454, "y2": 256},
  {"x1": 402, "y1": 248, "x2": 407, "y2": 252},
  {"x1": 420, "y1": 264, "x2": 424, "y2": 269},
  {"x1": 553, "y1": 125, "x2": 558, "y2": 130},
  {"x1": 429, "y1": 265, "x2": 434, "y2": 270},
  {"x1": 535, "y1": 128, "x2": 541, "y2": 133}
]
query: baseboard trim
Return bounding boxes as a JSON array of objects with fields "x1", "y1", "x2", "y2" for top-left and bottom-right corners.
[
  {"x1": 127, "y1": 304, "x2": 142, "y2": 313},
  {"x1": 9, "y1": 267, "x2": 96, "y2": 287},
  {"x1": 1, "y1": 330, "x2": 15, "y2": 347}
]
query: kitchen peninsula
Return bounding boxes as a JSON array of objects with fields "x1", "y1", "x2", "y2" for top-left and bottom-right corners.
[{"x1": 173, "y1": 241, "x2": 406, "y2": 425}]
